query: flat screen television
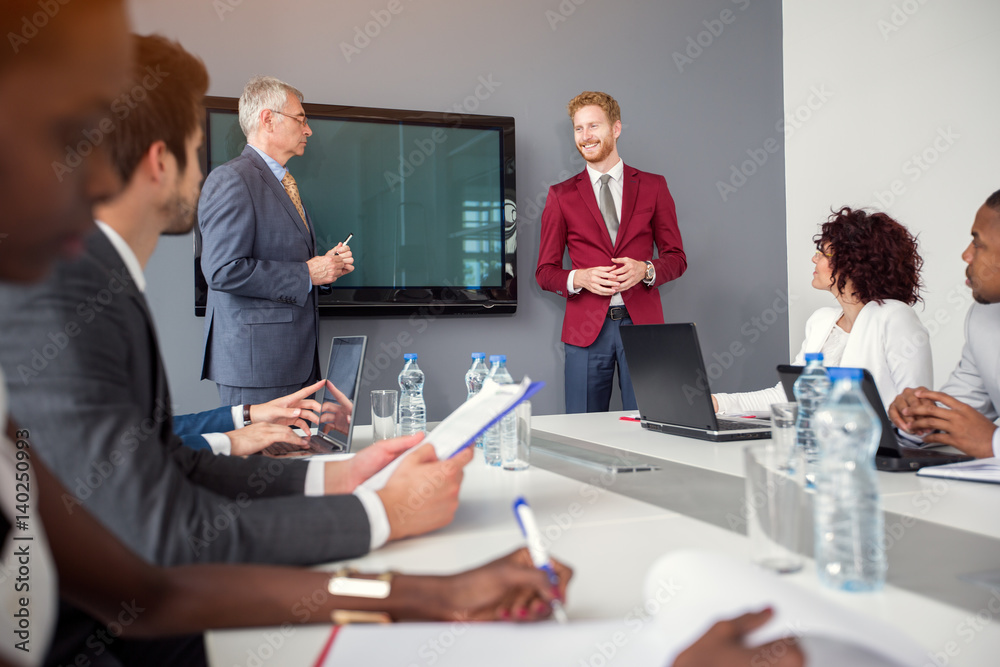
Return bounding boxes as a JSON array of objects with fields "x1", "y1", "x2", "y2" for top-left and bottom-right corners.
[{"x1": 194, "y1": 96, "x2": 517, "y2": 316}]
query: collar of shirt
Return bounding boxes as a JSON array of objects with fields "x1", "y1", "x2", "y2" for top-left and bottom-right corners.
[
  {"x1": 586, "y1": 158, "x2": 624, "y2": 188},
  {"x1": 95, "y1": 220, "x2": 146, "y2": 293},
  {"x1": 247, "y1": 143, "x2": 288, "y2": 183}
]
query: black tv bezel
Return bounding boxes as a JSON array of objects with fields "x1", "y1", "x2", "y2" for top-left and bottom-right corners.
[{"x1": 193, "y1": 96, "x2": 517, "y2": 317}]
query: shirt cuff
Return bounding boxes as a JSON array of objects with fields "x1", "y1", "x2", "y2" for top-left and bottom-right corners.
[
  {"x1": 353, "y1": 486, "x2": 390, "y2": 550},
  {"x1": 566, "y1": 270, "x2": 582, "y2": 295},
  {"x1": 202, "y1": 432, "x2": 232, "y2": 456},
  {"x1": 992, "y1": 428, "x2": 1000, "y2": 459},
  {"x1": 304, "y1": 459, "x2": 326, "y2": 496},
  {"x1": 230, "y1": 405, "x2": 244, "y2": 429}
]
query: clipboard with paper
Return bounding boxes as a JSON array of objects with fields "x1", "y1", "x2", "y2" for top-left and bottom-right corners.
[{"x1": 360, "y1": 377, "x2": 544, "y2": 491}]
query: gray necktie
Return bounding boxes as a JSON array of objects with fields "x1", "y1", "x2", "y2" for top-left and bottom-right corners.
[{"x1": 599, "y1": 173, "x2": 619, "y2": 245}]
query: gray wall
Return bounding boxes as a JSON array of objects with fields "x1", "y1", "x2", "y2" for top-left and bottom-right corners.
[{"x1": 133, "y1": 0, "x2": 789, "y2": 419}]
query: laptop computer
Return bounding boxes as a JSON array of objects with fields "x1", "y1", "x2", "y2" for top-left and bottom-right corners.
[
  {"x1": 620, "y1": 323, "x2": 771, "y2": 441},
  {"x1": 776, "y1": 365, "x2": 974, "y2": 472},
  {"x1": 266, "y1": 335, "x2": 367, "y2": 456}
]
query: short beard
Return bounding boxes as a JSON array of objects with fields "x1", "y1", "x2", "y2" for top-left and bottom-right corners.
[
  {"x1": 577, "y1": 138, "x2": 614, "y2": 165},
  {"x1": 161, "y1": 194, "x2": 196, "y2": 236}
]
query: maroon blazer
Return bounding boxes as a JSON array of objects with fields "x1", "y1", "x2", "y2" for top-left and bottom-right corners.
[{"x1": 535, "y1": 164, "x2": 686, "y2": 347}]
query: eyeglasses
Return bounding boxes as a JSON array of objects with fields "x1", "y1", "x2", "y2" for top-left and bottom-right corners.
[
  {"x1": 270, "y1": 109, "x2": 310, "y2": 128},
  {"x1": 814, "y1": 249, "x2": 833, "y2": 258}
]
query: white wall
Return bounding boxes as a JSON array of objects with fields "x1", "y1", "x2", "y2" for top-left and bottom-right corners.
[{"x1": 782, "y1": 0, "x2": 999, "y2": 386}]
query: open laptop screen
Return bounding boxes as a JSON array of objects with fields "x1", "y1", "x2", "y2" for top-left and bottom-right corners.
[{"x1": 315, "y1": 336, "x2": 367, "y2": 452}]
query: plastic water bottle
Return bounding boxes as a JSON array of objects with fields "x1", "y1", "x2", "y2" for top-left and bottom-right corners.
[
  {"x1": 813, "y1": 367, "x2": 886, "y2": 592},
  {"x1": 397, "y1": 353, "x2": 426, "y2": 436},
  {"x1": 482, "y1": 355, "x2": 513, "y2": 466},
  {"x1": 793, "y1": 352, "x2": 831, "y2": 485},
  {"x1": 465, "y1": 352, "x2": 490, "y2": 448}
]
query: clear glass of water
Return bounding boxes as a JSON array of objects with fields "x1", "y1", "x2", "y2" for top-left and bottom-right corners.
[
  {"x1": 501, "y1": 401, "x2": 530, "y2": 471},
  {"x1": 770, "y1": 401, "x2": 798, "y2": 467},
  {"x1": 371, "y1": 390, "x2": 398, "y2": 443}
]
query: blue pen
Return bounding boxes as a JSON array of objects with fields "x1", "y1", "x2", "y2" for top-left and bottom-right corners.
[{"x1": 512, "y1": 496, "x2": 569, "y2": 623}]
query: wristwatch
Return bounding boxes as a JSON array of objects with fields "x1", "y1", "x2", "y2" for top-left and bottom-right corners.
[
  {"x1": 644, "y1": 261, "x2": 654, "y2": 282},
  {"x1": 242, "y1": 405, "x2": 252, "y2": 427}
]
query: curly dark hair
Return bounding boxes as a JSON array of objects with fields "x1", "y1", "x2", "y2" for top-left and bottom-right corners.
[{"x1": 815, "y1": 207, "x2": 923, "y2": 306}]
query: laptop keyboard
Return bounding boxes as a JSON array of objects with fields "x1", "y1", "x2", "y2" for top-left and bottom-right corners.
[{"x1": 716, "y1": 418, "x2": 769, "y2": 431}]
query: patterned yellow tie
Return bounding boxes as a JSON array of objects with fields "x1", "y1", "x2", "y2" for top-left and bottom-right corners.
[{"x1": 281, "y1": 171, "x2": 309, "y2": 230}]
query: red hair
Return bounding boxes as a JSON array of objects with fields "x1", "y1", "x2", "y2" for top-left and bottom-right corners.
[{"x1": 817, "y1": 207, "x2": 923, "y2": 305}]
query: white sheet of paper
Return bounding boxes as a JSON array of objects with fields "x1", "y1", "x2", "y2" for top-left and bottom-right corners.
[
  {"x1": 360, "y1": 377, "x2": 535, "y2": 491},
  {"x1": 917, "y1": 457, "x2": 1000, "y2": 484},
  {"x1": 315, "y1": 549, "x2": 923, "y2": 667}
]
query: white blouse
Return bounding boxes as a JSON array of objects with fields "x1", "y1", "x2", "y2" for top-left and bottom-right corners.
[{"x1": 715, "y1": 300, "x2": 933, "y2": 414}]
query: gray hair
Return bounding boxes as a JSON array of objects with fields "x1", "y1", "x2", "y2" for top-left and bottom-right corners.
[{"x1": 238, "y1": 75, "x2": 304, "y2": 138}]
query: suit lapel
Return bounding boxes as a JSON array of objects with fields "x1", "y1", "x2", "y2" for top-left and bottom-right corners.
[
  {"x1": 242, "y1": 146, "x2": 315, "y2": 252},
  {"x1": 575, "y1": 171, "x2": 614, "y2": 254},
  {"x1": 615, "y1": 164, "x2": 639, "y2": 253}
]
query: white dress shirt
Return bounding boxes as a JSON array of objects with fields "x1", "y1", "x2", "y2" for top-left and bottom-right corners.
[{"x1": 568, "y1": 160, "x2": 625, "y2": 307}]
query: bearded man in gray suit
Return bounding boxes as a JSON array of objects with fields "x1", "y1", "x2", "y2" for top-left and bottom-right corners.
[
  {"x1": 199, "y1": 76, "x2": 353, "y2": 405},
  {"x1": 890, "y1": 189, "x2": 1000, "y2": 458}
]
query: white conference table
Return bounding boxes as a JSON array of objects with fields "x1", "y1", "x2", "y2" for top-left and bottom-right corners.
[{"x1": 205, "y1": 416, "x2": 1000, "y2": 666}]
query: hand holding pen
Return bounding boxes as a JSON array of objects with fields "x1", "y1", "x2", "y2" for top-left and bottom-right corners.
[
  {"x1": 513, "y1": 496, "x2": 571, "y2": 623},
  {"x1": 325, "y1": 232, "x2": 354, "y2": 278}
]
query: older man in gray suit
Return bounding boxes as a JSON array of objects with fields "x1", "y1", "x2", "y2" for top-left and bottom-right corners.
[
  {"x1": 890, "y1": 189, "x2": 1000, "y2": 458},
  {"x1": 199, "y1": 76, "x2": 352, "y2": 405}
]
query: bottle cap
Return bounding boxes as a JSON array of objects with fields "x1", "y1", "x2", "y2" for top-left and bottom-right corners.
[
  {"x1": 827, "y1": 367, "x2": 862, "y2": 381},
  {"x1": 804, "y1": 352, "x2": 824, "y2": 362},
  {"x1": 471, "y1": 352, "x2": 485, "y2": 359},
  {"x1": 403, "y1": 353, "x2": 417, "y2": 361},
  {"x1": 489, "y1": 354, "x2": 502, "y2": 363}
]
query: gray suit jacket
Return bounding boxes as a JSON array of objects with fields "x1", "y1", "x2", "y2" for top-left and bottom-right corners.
[
  {"x1": 199, "y1": 145, "x2": 319, "y2": 388},
  {"x1": 0, "y1": 231, "x2": 371, "y2": 566},
  {"x1": 940, "y1": 302, "x2": 1000, "y2": 422}
]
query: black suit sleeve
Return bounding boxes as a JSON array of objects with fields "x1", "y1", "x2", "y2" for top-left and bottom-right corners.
[{"x1": 0, "y1": 243, "x2": 370, "y2": 566}]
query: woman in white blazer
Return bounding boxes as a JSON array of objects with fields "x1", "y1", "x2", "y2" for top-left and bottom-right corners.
[{"x1": 713, "y1": 207, "x2": 931, "y2": 414}]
